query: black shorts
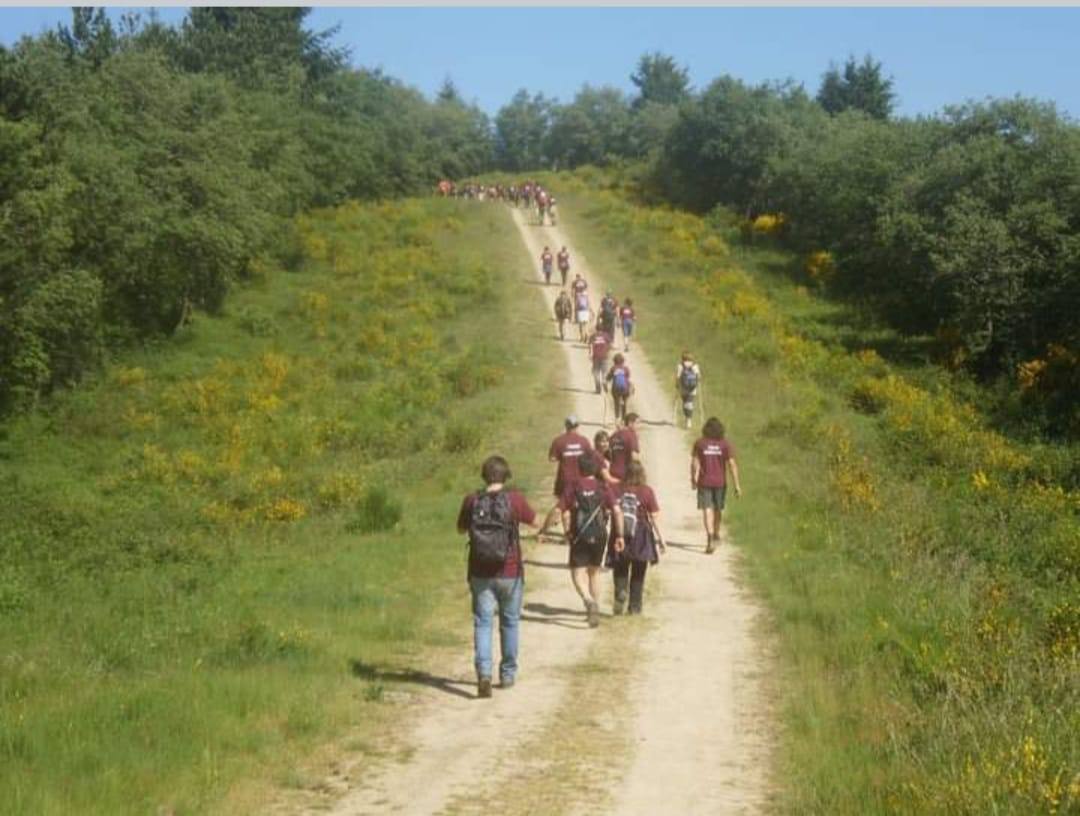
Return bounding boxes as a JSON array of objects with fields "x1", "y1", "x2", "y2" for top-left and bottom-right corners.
[{"x1": 569, "y1": 537, "x2": 606, "y2": 568}]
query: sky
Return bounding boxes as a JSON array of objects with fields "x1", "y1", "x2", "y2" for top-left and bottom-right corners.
[{"x1": 2, "y1": 6, "x2": 1079, "y2": 120}]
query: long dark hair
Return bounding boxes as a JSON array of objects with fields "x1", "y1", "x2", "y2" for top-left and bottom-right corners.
[{"x1": 703, "y1": 417, "x2": 725, "y2": 440}]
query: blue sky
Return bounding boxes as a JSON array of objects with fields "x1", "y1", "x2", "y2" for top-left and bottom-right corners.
[{"x1": 3, "y1": 6, "x2": 1078, "y2": 120}]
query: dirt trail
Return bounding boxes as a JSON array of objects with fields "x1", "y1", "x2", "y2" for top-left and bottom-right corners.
[{"x1": 294, "y1": 203, "x2": 772, "y2": 815}]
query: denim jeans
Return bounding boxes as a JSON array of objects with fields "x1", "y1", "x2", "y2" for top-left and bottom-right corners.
[{"x1": 469, "y1": 576, "x2": 524, "y2": 682}]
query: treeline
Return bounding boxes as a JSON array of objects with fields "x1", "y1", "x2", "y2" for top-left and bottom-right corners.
[
  {"x1": 0, "y1": 8, "x2": 492, "y2": 412},
  {"x1": 493, "y1": 53, "x2": 1080, "y2": 436}
]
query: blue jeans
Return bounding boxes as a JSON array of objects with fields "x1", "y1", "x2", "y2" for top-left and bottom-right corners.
[{"x1": 469, "y1": 576, "x2": 524, "y2": 682}]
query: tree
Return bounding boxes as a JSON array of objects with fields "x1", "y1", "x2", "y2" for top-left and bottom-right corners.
[
  {"x1": 494, "y1": 89, "x2": 552, "y2": 171},
  {"x1": 630, "y1": 51, "x2": 690, "y2": 110},
  {"x1": 817, "y1": 54, "x2": 895, "y2": 120},
  {"x1": 547, "y1": 85, "x2": 631, "y2": 168}
]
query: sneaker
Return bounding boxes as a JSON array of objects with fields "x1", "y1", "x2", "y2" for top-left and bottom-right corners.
[
  {"x1": 705, "y1": 542, "x2": 716, "y2": 554},
  {"x1": 477, "y1": 678, "x2": 492, "y2": 698},
  {"x1": 500, "y1": 677, "x2": 515, "y2": 690},
  {"x1": 586, "y1": 601, "x2": 600, "y2": 628}
]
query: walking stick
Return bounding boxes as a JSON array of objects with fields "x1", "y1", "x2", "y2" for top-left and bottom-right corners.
[{"x1": 671, "y1": 392, "x2": 679, "y2": 426}]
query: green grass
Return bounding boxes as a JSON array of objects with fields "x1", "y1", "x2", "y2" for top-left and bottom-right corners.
[
  {"x1": 0, "y1": 197, "x2": 566, "y2": 814},
  {"x1": 541, "y1": 170, "x2": 1079, "y2": 815}
]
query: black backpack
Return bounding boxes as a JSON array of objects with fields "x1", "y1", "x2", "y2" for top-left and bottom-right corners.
[
  {"x1": 573, "y1": 488, "x2": 607, "y2": 548},
  {"x1": 468, "y1": 491, "x2": 514, "y2": 569},
  {"x1": 619, "y1": 490, "x2": 642, "y2": 542}
]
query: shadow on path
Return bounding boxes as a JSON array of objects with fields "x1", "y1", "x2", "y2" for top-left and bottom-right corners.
[
  {"x1": 521, "y1": 602, "x2": 588, "y2": 630},
  {"x1": 663, "y1": 540, "x2": 708, "y2": 554},
  {"x1": 523, "y1": 558, "x2": 569, "y2": 570},
  {"x1": 348, "y1": 659, "x2": 475, "y2": 700}
]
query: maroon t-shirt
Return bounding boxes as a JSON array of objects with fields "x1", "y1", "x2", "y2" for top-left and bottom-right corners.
[
  {"x1": 558, "y1": 250, "x2": 570, "y2": 270},
  {"x1": 549, "y1": 431, "x2": 595, "y2": 496},
  {"x1": 558, "y1": 476, "x2": 616, "y2": 536},
  {"x1": 614, "y1": 484, "x2": 659, "y2": 522},
  {"x1": 608, "y1": 427, "x2": 640, "y2": 480},
  {"x1": 457, "y1": 489, "x2": 535, "y2": 579},
  {"x1": 590, "y1": 334, "x2": 611, "y2": 363},
  {"x1": 620, "y1": 305, "x2": 635, "y2": 322},
  {"x1": 572, "y1": 278, "x2": 588, "y2": 296},
  {"x1": 693, "y1": 437, "x2": 736, "y2": 488}
]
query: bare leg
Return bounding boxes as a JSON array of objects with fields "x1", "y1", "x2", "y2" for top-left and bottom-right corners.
[{"x1": 703, "y1": 508, "x2": 716, "y2": 553}]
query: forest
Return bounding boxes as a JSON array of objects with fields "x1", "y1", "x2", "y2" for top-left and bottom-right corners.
[{"x1": 2, "y1": 9, "x2": 1077, "y2": 439}]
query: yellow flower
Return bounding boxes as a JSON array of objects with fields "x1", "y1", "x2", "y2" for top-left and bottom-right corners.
[{"x1": 972, "y1": 471, "x2": 991, "y2": 491}]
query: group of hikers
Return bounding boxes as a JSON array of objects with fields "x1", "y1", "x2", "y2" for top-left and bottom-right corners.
[
  {"x1": 439, "y1": 178, "x2": 557, "y2": 225},
  {"x1": 456, "y1": 217, "x2": 742, "y2": 697}
]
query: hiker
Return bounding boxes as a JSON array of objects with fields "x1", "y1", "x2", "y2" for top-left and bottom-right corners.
[
  {"x1": 540, "y1": 246, "x2": 554, "y2": 285},
  {"x1": 588, "y1": 326, "x2": 612, "y2": 395},
  {"x1": 592, "y1": 429, "x2": 619, "y2": 484},
  {"x1": 549, "y1": 196, "x2": 558, "y2": 226},
  {"x1": 571, "y1": 273, "x2": 588, "y2": 299},
  {"x1": 557, "y1": 246, "x2": 571, "y2": 287},
  {"x1": 608, "y1": 412, "x2": 641, "y2": 481},
  {"x1": 574, "y1": 289, "x2": 592, "y2": 343},
  {"x1": 554, "y1": 289, "x2": 573, "y2": 340},
  {"x1": 560, "y1": 453, "x2": 623, "y2": 627},
  {"x1": 607, "y1": 461, "x2": 665, "y2": 615},
  {"x1": 598, "y1": 291, "x2": 618, "y2": 340},
  {"x1": 538, "y1": 415, "x2": 595, "y2": 537},
  {"x1": 620, "y1": 298, "x2": 636, "y2": 352},
  {"x1": 606, "y1": 352, "x2": 633, "y2": 423},
  {"x1": 675, "y1": 351, "x2": 702, "y2": 429},
  {"x1": 457, "y1": 455, "x2": 539, "y2": 698},
  {"x1": 537, "y1": 189, "x2": 549, "y2": 225},
  {"x1": 691, "y1": 417, "x2": 742, "y2": 554}
]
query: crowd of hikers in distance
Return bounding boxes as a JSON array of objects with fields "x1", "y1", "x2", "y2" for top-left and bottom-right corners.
[{"x1": 450, "y1": 180, "x2": 741, "y2": 698}]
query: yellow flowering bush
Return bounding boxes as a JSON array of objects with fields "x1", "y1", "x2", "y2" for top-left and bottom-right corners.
[
  {"x1": 804, "y1": 250, "x2": 836, "y2": 286},
  {"x1": 751, "y1": 213, "x2": 785, "y2": 234}
]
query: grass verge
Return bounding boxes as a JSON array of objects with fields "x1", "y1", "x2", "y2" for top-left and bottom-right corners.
[
  {"x1": 538, "y1": 168, "x2": 1079, "y2": 815},
  {"x1": 0, "y1": 197, "x2": 560, "y2": 814}
]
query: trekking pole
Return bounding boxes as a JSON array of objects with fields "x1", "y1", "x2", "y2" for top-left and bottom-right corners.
[{"x1": 671, "y1": 392, "x2": 678, "y2": 426}]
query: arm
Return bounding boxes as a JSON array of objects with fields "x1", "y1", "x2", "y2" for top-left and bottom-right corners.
[
  {"x1": 648, "y1": 511, "x2": 666, "y2": 553},
  {"x1": 728, "y1": 458, "x2": 742, "y2": 498},
  {"x1": 690, "y1": 454, "x2": 700, "y2": 490},
  {"x1": 612, "y1": 505, "x2": 625, "y2": 552}
]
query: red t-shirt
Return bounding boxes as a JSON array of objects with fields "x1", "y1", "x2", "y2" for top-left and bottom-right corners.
[
  {"x1": 541, "y1": 251, "x2": 553, "y2": 267},
  {"x1": 620, "y1": 306, "x2": 635, "y2": 322},
  {"x1": 693, "y1": 437, "x2": 736, "y2": 488},
  {"x1": 590, "y1": 334, "x2": 611, "y2": 363},
  {"x1": 608, "y1": 427, "x2": 640, "y2": 480},
  {"x1": 558, "y1": 251, "x2": 570, "y2": 270},
  {"x1": 558, "y1": 476, "x2": 617, "y2": 535},
  {"x1": 614, "y1": 484, "x2": 659, "y2": 522},
  {"x1": 572, "y1": 278, "x2": 588, "y2": 296},
  {"x1": 549, "y1": 431, "x2": 595, "y2": 495},
  {"x1": 457, "y1": 489, "x2": 535, "y2": 579}
]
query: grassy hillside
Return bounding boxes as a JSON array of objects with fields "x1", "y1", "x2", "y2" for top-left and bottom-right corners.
[
  {"x1": 0, "y1": 197, "x2": 561, "y2": 814},
  {"x1": 539, "y1": 167, "x2": 1079, "y2": 815}
]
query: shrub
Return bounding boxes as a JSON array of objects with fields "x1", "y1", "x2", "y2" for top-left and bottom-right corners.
[{"x1": 346, "y1": 485, "x2": 402, "y2": 534}]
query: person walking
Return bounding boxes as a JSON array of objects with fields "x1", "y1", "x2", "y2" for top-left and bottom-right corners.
[
  {"x1": 592, "y1": 429, "x2": 619, "y2": 484},
  {"x1": 457, "y1": 455, "x2": 539, "y2": 697},
  {"x1": 620, "y1": 298, "x2": 636, "y2": 352},
  {"x1": 554, "y1": 289, "x2": 573, "y2": 340},
  {"x1": 540, "y1": 246, "x2": 554, "y2": 285},
  {"x1": 608, "y1": 412, "x2": 641, "y2": 482},
  {"x1": 574, "y1": 288, "x2": 592, "y2": 343},
  {"x1": 606, "y1": 353, "x2": 633, "y2": 423},
  {"x1": 690, "y1": 417, "x2": 742, "y2": 554},
  {"x1": 557, "y1": 246, "x2": 571, "y2": 287},
  {"x1": 560, "y1": 454, "x2": 623, "y2": 627},
  {"x1": 588, "y1": 326, "x2": 612, "y2": 395},
  {"x1": 538, "y1": 416, "x2": 595, "y2": 537},
  {"x1": 598, "y1": 290, "x2": 618, "y2": 341},
  {"x1": 675, "y1": 351, "x2": 702, "y2": 429},
  {"x1": 607, "y1": 461, "x2": 665, "y2": 615}
]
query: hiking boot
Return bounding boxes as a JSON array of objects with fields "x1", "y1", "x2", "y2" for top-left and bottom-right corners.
[
  {"x1": 500, "y1": 676, "x2": 515, "y2": 690},
  {"x1": 477, "y1": 678, "x2": 492, "y2": 698},
  {"x1": 586, "y1": 600, "x2": 600, "y2": 628}
]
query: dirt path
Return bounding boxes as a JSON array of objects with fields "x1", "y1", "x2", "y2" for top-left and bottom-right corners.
[{"x1": 291, "y1": 203, "x2": 772, "y2": 815}]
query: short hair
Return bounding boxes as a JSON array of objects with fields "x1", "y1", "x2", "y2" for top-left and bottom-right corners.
[
  {"x1": 623, "y1": 461, "x2": 647, "y2": 487},
  {"x1": 624, "y1": 412, "x2": 639, "y2": 425},
  {"x1": 613, "y1": 353, "x2": 625, "y2": 365},
  {"x1": 703, "y1": 417, "x2": 725, "y2": 440},
  {"x1": 578, "y1": 453, "x2": 598, "y2": 477},
  {"x1": 480, "y1": 455, "x2": 512, "y2": 484}
]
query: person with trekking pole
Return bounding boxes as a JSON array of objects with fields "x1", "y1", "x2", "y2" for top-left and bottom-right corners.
[
  {"x1": 675, "y1": 351, "x2": 702, "y2": 429},
  {"x1": 606, "y1": 353, "x2": 633, "y2": 424},
  {"x1": 560, "y1": 453, "x2": 623, "y2": 627},
  {"x1": 554, "y1": 289, "x2": 573, "y2": 340},
  {"x1": 607, "y1": 461, "x2": 665, "y2": 615},
  {"x1": 537, "y1": 415, "x2": 595, "y2": 538},
  {"x1": 457, "y1": 455, "x2": 539, "y2": 698},
  {"x1": 691, "y1": 417, "x2": 742, "y2": 554}
]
